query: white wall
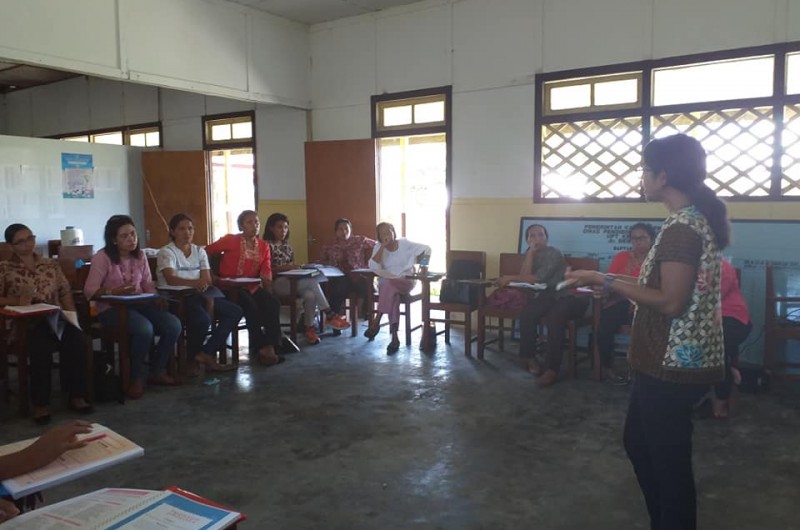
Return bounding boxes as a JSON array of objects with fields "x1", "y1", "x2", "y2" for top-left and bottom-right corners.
[
  {"x1": 0, "y1": 0, "x2": 310, "y2": 108},
  {"x1": 0, "y1": 76, "x2": 309, "y2": 201},
  {"x1": 0, "y1": 134, "x2": 143, "y2": 250},
  {"x1": 309, "y1": 0, "x2": 799, "y2": 199}
]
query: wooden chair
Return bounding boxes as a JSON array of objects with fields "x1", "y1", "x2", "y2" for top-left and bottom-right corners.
[
  {"x1": 0, "y1": 243, "x2": 12, "y2": 262},
  {"x1": 764, "y1": 263, "x2": 800, "y2": 380},
  {"x1": 563, "y1": 256, "x2": 601, "y2": 380},
  {"x1": 476, "y1": 252, "x2": 526, "y2": 359},
  {"x1": 48, "y1": 239, "x2": 61, "y2": 258},
  {"x1": 361, "y1": 272, "x2": 424, "y2": 346},
  {"x1": 427, "y1": 250, "x2": 487, "y2": 357}
]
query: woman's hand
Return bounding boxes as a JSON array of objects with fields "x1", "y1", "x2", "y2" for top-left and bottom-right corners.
[
  {"x1": 110, "y1": 285, "x2": 136, "y2": 296},
  {"x1": 21, "y1": 420, "x2": 93, "y2": 470},
  {"x1": 0, "y1": 498, "x2": 19, "y2": 523},
  {"x1": 496, "y1": 275, "x2": 511, "y2": 288},
  {"x1": 195, "y1": 279, "x2": 209, "y2": 292}
]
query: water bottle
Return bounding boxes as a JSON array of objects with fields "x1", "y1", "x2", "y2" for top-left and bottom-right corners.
[{"x1": 74, "y1": 258, "x2": 85, "y2": 269}]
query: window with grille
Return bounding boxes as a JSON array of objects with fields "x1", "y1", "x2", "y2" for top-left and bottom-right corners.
[{"x1": 535, "y1": 43, "x2": 800, "y2": 202}]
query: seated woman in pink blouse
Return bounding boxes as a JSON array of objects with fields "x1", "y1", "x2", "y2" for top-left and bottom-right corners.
[
  {"x1": 0, "y1": 223, "x2": 93, "y2": 424},
  {"x1": 84, "y1": 215, "x2": 182, "y2": 400},
  {"x1": 318, "y1": 218, "x2": 376, "y2": 333}
]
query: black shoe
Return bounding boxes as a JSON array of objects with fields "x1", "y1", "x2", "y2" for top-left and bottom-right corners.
[
  {"x1": 364, "y1": 326, "x2": 379, "y2": 341},
  {"x1": 280, "y1": 335, "x2": 300, "y2": 354},
  {"x1": 332, "y1": 329, "x2": 342, "y2": 336},
  {"x1": 386, "y1": 337, "x2": 400, "y2": 355}
]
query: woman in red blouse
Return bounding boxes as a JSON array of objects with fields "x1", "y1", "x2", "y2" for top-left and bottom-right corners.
[
  {"x1": 205, "y1": 210, "x2": 283, "y2": 366},
  {"x1": 596, "y1": 222, "x2": 656, "y2": 384},
  {"x1": 0, "y1": 224, "x2": 93, "y2": 424}
]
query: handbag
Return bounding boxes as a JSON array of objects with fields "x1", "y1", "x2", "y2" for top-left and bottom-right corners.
[{"x1": 439, "y1": 259, "x2": 482, "y2": 307}]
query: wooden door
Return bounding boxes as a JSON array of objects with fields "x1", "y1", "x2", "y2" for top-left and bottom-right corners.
[
  {"x1": 304, "y1": 140, "x2": 378, "y2": 260},
  {"x1": 141, "y1": 151, "x2": 210, "y2": 249}
]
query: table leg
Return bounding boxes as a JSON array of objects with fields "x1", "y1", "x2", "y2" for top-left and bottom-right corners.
[
  {"x1": 420, "y1": 278, "x2": 434, "y2": 353},
  {"x1": 14, "y1": 320, "x2": 30, "y2": 415},
  {"x1": 116, "y1": 306, "x2": 131, "y2": 393}
]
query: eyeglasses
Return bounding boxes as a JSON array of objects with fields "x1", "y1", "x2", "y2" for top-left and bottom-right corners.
[
  {"x1": 12, "y1": 234, "x2": 36, "y2": 246},
  {"x1": 631, "y1": 236, "x2": 651, "y2": 242}
]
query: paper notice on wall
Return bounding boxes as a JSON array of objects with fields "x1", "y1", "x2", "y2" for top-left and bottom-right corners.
[
  {"x1": 43, "y1": 166, "x2": 62, "y2": 194},
  {"x1": 0, "y1": 164, "x2": 22, "y2": 192},
  {"x1": 62, "y1": 153, "x2": 94, "y2": 199},
  {"x1": 8, "y1": 192, "x2": 41, "y2": 219},
  {"x1": 20, "y1": 166, "x2": 42, "y2": 191},
  {"x1": 95, "y1": 167, "x2": 122, "y2": 191}
]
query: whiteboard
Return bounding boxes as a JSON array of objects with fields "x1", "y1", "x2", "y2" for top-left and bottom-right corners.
[
  {"x1": 0, "y1": 134, "x2": 143, "y2": 252},
  {"x1": 519, "y1": 216, "x2": 800, "y2": 366}
]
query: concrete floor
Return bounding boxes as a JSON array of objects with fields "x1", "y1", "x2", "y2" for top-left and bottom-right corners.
[{"x1": 1, "y1": 323, "x2": 799, "y2": 529}]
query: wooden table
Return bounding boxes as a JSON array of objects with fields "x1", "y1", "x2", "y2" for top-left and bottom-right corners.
[
  {"x1": 0, "y1": 305, "x2": 60, "y2": 415},
  {"x1": 276, "y1": 270, "x2": 321, "y2": 341}
]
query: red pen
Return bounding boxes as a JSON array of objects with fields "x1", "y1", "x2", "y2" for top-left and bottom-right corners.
[{"x1": 82, "y1": 433, "x2": 107, "y2": 443}]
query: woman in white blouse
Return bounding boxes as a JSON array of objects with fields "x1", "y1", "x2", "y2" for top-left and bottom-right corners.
[
  {"x1": 365, "y1": 222, "x2": 431, "y2": 354},
  {"x1": 157, "y1": 213, "x2": 242, "y2": 375}
]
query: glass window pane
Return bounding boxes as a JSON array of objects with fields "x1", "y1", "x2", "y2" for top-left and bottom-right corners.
[
  {"x1": 788, "y1": 53, "x2": 800, "y2": 95},
  {"x1": 128, "y1": 133, "x2": 146, "y2": 147},
  {"x1": 63, "y1": 136, "x2": 89, "y2": 142},
  {"x1": 92, "y1": 131, "x2": 123, "y2": 145},
  {"x1": 231, "y1": 121, "x2": 252, "y2": 139},
  {"x1": 211, "y1": 123, "x2": 231, "y2": 141},
  {"x1": 549, "y1": 84, "x2": 591, "y2": 111},
  {"x1": 653, "y1": 56, "x2": 774, "y2": 106},
  {"x1": 145, "y1": 131, "x2": 160, "y2": 146},
  {"x1": 383, "y1": 105, "x2": 412, "y2": 127},
  {"x1": 594, "y1": 78, "x2": 639, "y2": 106},
  {"x1": 414, "y1": 101, "x2": 444, "y2": 124}
]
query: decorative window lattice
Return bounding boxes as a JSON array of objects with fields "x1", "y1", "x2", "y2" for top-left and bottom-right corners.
[
  {"x1": 651, "y1": 108, "x2": 774, "y2": 197},
  {"x1": 541, "y1": 117, "x2": 643, "y2": 199},
  {"x1": 782, "y1": 104, "x2": 800, "y2": 197}
]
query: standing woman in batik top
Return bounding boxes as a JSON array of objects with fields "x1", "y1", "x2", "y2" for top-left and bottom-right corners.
[{"x1": 568, "y1": 134, "x2": 728, "y2": 530}]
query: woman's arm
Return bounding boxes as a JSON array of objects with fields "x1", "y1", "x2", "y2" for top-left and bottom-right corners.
[
  {"x1": 56, "y1": 266, "x2": 76, "y2": 311},
  {"x1": 0, "y1": 421, "x2": 92, "y2": 480}
]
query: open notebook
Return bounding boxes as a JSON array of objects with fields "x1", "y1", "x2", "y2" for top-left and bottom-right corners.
[
  {"x1": 0, "y1": 424, "x2": 143, "y2": 499},
  {"x1": 2, "y1": 487, "x2": 241, "y2": 529}
]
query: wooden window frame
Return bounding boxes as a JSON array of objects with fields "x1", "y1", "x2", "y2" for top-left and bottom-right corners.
[
  {"x1": 52, "y1": 122, "x2": 162, "y2": 147},
  {"x1": 535, "y1": 41, "x2": 800, "y2": 203},
  {"x1": 202, "y1": 110, "x2": 258, "y2": 214}
]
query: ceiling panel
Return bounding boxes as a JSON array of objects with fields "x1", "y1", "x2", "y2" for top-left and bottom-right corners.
[
  {"x1": 0, "y1": 64, "x2": 78, "y2": 94},
  {"x1": 228, "y1": 0, "x2": 420, "y2": 24}
]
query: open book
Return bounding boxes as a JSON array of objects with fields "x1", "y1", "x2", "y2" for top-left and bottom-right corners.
[
  {"x1": 301, "y1": 263, "x2": 345, "y2": 277},
  {"x1": 1, "y1": 303, "x2": 81, "y2": 339},
  {"x1": 2, "y1": 487, "x2": 241, "y2": 529},
  {"x1": 98, "y1": 293, "x2": 159, "y2": 301},
  {"x1": 0, "y1": 424, "x2": 143, "y2": 499},
  {"x1": 507, "y1": 281, "x2": 547, "y2": 290}
]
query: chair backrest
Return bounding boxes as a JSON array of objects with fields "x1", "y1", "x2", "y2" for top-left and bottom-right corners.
[
  {"x1": 59, "y1": 244, "x2": 94, "y2": 263},
  {"x1": 447, "y1": 250, "x2": 486, "y2": 280},
  {"x1": 498, "y1": 253, "x2": 526, "y2": 276},
  {"x1": 565, "y1": 256, "x2": 599, "y2": 272},
  {"x1": 0, "y1": 243, "x2": 12, "y2": 262}
]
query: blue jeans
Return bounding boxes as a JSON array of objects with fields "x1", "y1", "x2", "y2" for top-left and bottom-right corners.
[
  {"x1": 183, "y1": 293, "x2": 243, "y2": 358},
  {"x1": 98, "y1": 304, "x2": 182, "y2": 383}
]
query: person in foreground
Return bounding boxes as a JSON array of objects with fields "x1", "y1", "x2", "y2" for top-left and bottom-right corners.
[
  {"x1": 567, "y1": 133, "x2": 727, "y2": 530},
  {"x1": 366, "y1": 222, "x2": 431, "y2": 354},
  {"x1": 84, "y1": 215, "x2": 182, "y2": 400},
  {"x1": 157, "y1": 213, "x2": 242, "y2": 375},
  {"x1": 595, "y1": 223, "x2": 656, "y2": 385},
  {"x1": 0, "y1": 224, "x2": 93, "y2": 424},
  {"x1": 0, "y1": 420, "x2": 92, "y2": 523},
  {"x1": 318, "y1": 218, "x2": 377, "y2": 334},
  {"x1": 496, "y1": 224, "x2": 570, "y2": 386},
  {"x1": 711, "y1": 258, "x2": 752, "y2": 418},
  {"x1": 205, "y1": 210, "x2": 284, "y2": 366},
  {"x1": 264, "y1": 213, "x2": 350, "y2": 345}
]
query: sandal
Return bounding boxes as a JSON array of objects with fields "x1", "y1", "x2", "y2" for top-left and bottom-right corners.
[
  {"x1": 526, "y1": 357, "x2": 543, "y2": 376},
  {"x1": 258, "y1": 353, "x2": 286, "y2": 367},
  {"x1": 364, "y1": 325, "x2": 380, "y2": 341},
  {"x1": 386, "y1": 337, "x2": 400, "y2": 355},
  {"x1": 195, "y1": 353, "x2": 236, "y2": 373}
]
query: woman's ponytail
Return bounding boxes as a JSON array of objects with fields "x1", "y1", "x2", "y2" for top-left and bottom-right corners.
[{"x1": 688, "y1": 184, "x2": 730, "y2": 249}]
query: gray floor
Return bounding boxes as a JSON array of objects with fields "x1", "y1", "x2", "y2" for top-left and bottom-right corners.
[{"x1": 2, "y1": 323, "x2": 799, "y2": 529}]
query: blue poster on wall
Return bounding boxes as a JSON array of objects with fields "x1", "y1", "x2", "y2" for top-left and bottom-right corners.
[{"x1": 61, "y1": 153, "x2": 94, "y2": 199}]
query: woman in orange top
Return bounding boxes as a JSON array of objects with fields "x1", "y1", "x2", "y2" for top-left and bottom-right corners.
[
  {"x1": 205, "y1": 210, "x2": 283, "y2": 366},
  {"x1": 596, "y1": 222, "x2": 656, "y2": 384}
]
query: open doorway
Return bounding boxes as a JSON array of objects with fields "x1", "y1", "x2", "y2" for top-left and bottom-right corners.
[
  {"x1": 377, "y1": 133, "x2": 447, "y2": 272},
  {"x1": 203, "y1": 112, "x2": 257, "y2": 242},
  {"x1": 372, "y1": 87, "x2": 451, "y2": 274}
]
